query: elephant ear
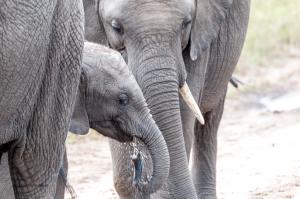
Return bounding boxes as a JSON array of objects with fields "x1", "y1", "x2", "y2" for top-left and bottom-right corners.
[
  {"x1": 69, "y1": 70, "x2": 90, "y2": 135},
  {"x1": 83, "y1": 0, "x2": 107, "y2": 44},
  {"x1": 190, "y1": 0, "x2": 233, "y2": 60}
]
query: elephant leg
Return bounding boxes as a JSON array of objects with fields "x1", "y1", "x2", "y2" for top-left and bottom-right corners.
[
  {"x1": 191, "y1": 96, "x2": 226, "y2": 199},
  {"x1": 8, "y1": 138, "x2": 65, "y2": 199},
  {"x1": 54, "y1": 148, "x2": 69, "y2": 199},
  {"x1": 0, "y1": 153, "x2": 15, "y2": 199}
]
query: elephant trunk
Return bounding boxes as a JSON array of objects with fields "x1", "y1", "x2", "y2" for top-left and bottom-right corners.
[
  {"x1": 134, "y1": 112, "x2": 170, "y2": 194},
  {"x1": 130, "y1": 51, "x2": 198, "y2": 197}
]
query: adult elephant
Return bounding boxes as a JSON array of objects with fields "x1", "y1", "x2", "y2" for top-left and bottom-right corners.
[
  {"x1": 0, "y1": 0, "x2": 84, "y2": 198},
  {"x1": 84, "y1": 0, "x2": 250, "y2": 198}
]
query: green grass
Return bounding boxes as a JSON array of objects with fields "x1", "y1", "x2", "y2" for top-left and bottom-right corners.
[{"x1": 239, "y1": 0, "x2": 300, "y2": 67}]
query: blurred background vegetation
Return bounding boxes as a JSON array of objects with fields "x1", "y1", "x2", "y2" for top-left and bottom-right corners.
[{"x1": 239, "y1": 0, "x2": 300, "y2": 68}]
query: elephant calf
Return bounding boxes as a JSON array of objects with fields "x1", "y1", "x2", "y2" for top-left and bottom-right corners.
[
  {"x1": 0, "y1": 42, "x2": 170, "y2": 199},
  {"x1": 69, "y1": 42, "x2": 170, "y2": 194}
]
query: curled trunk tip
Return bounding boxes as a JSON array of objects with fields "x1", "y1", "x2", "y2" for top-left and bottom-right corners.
[{"x1": 136, "y1": 118, "x2": 170, "y2": 194}]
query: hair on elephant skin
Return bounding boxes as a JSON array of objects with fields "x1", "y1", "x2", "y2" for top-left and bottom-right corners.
[
  {"x1": 0, "y1": 0, "x2": 85, "y2": 198},
  {"x1": 83, "y1": 0, "x2": 250, "y2": 198}
]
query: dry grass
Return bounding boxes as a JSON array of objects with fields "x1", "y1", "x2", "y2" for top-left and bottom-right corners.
[{"x1": 238, "y1": 0, "x2": 300, "y2": 68}]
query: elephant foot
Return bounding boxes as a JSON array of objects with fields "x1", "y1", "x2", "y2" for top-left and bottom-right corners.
[
  {"x1": 196, "y1": 188, "x2": 217, "y2": 199},
  {"x1": 198, "y1": 193, "x2": 217, "y2": 199},
  {"x1": 150, "y1": 189, "x2": 170, "y2": 199}
]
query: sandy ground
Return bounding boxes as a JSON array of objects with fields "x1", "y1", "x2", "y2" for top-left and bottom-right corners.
[{"x1": 65, "y1": 52, "x2": 300, "y2": 199}]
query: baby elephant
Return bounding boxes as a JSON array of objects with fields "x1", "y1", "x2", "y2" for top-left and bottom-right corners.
[
  {"x1": 0, "y1": 43, "x2": 169, "y2": 199},
  {"x1": 70, "y1": 42, "x2": 170, "y2": 194}
]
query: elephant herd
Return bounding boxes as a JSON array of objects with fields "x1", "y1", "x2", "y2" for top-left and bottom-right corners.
[{"x1": 0, "y1": 0, "x2": 250, "y2": 198}]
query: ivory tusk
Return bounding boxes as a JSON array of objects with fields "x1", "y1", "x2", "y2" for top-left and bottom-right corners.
[{"x1": 179, "y1": 83, "x2": 205, "y2": 125}]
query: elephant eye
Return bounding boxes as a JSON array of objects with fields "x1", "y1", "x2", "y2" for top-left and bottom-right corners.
[
  {"x1": 182, "y1": 16, "x2": 192, "y2": 29},
  {"x1": 111, "y1": 19, "x2": 123, "y2": 34},
  {"x1": 118, "y1": 93, "x2": 129, "y2": 106}
]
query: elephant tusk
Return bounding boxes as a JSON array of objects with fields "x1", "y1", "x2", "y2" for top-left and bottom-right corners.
[{"x1": 179, "y1": 82, "x2": 205, "y2": 125}]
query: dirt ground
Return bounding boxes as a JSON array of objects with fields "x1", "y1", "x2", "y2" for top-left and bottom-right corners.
[{"x1": 65, "y1": 52, "x2": 300, "y2": 199}]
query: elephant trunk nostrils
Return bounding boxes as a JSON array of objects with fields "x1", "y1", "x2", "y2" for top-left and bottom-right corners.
[
  {"x1": 131, "y1": 54, "x2": 198, "y2": 198},
  {"x1": 134, "y1": 114, "x2": 170, "y2": 194}
]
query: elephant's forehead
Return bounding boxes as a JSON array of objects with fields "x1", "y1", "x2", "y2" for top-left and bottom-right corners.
[
  {"x1": 102, "y1": 0, "x2": 194, "y2": 17},
  {"x1": 101, "y1": 0, "x2": 128, "y2": 15}
]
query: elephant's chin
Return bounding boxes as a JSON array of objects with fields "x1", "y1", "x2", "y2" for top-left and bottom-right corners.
[{"x1": 90, "y1": 121, "x2": 133, "y2": 142}]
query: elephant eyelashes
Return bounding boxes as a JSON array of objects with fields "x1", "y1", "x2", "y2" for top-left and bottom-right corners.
[
  {"x1": 111, "y1": 19, "x2": 123, "y2": 34},
  {"x1": 118, "y1": 93, "x2": 129, "y2": 106}
]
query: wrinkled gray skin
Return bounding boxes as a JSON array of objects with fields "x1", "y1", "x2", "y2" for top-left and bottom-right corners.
[
  {"x1": 70, "y1": 42, "x2": 170, "y2": 196},
  {"x1": 0, "y1": 42, "x2": 170, "y2": 198},
  {"x1": 0, "y1": 153, "x2": 69, "y2": 199},
  {"x1": 0, "y1": 0, "x2": 84, "y2": 198},
  {"x1": 84, "y1": 0, "x2": 250, "y2": 198}
]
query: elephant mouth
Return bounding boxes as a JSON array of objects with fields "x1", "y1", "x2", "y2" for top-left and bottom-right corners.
[{"x1": 90, "y1": 121, "x2": 133, "y2": 142}]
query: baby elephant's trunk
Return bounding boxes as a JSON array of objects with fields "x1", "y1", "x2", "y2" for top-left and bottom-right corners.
[{"x1": 134, "y1": 113, "x2": 170, "y2": 194}]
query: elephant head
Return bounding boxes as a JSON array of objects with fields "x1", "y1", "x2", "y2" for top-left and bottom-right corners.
[
  {"x1": 83, "y1": 0, "x2": 236, "y2": 197},
  {"x1": 69, "y1": 42, "x2": 170, "y2": 194}
]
